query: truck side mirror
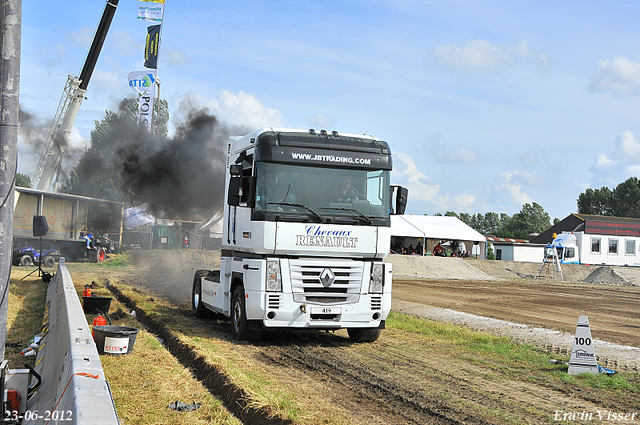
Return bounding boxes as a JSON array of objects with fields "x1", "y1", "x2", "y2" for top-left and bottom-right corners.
[{"x1": 391, "y1": 186, "x2": 408, "y2": 215}]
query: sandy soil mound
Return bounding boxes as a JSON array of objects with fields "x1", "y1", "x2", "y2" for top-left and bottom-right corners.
[
  {"x1": 583, "y1": 266, "x2": 630, "y2": 286},
  {"x1": 384, "y1": 255, "x2": 497, "y2": 280}
]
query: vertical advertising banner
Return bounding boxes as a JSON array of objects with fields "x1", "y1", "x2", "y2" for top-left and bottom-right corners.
[
  {"x1": 128, "y1": 70, "x2": 156, "y2": 92},
  {"x1": 137, "y1": 4, "x2": 163, "y2": 22},
  {"x1": 144, "y1": 25, "x2": 161, "y2": 69},
  {"x1": 138, "y1": 92, "x2": 155, "y2": 132}
]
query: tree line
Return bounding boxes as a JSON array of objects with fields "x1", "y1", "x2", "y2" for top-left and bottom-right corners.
[
  {"x1": 438, "y1": 177, "x2": 640, "y2": 240},
  {"x1": 577, "y1": 177, "x2": 640, "y2": 218},
  {"x1": 436, "y1": 202, "x2": 555, "y2": 240}
]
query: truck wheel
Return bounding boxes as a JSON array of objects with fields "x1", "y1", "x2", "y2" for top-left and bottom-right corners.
[
  {"x1": 347, "y1": 328, "x2": 382, "y2": 343},
  {"x1": 43, "y1": 256, "x2": 55, "y2": 268},
  {"x1": 192, "y1": 270, "x2": 213, "y2": 319},
  {"x1": 20, "y1": 255, "x2": 33, "y2": 267},
  {"x1": 230, "y1": 286, "x2": 261, "y2": 341}
]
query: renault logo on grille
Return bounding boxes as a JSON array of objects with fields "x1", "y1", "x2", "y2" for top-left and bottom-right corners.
[{"x1": 319, "y1": 268, "x2": 335, "y2": 287}]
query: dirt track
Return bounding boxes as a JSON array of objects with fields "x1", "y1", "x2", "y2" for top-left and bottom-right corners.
[
  {"x1": 393, "y1": 279, "x2": 640, "y2": 349},
  {"x1": 84, "y1": 251, "x2": 640, "y2": 424}
]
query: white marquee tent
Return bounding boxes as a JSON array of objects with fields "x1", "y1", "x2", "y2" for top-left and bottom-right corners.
[{"x1": 391, "y1": 215, "x2": 486, "y2": 258}]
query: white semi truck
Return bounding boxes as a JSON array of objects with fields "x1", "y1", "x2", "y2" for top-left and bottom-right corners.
[{"x1": 191, "y1": 128, "x2": 408, "y2": 342}]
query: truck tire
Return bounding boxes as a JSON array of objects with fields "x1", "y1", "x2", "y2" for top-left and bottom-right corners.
[
  {"x1": 192, "y1": 270, "x2": 213, "y2": 319},
  {"x1": 43, "y1": 256, "x2": 55, "y2": 268},
  {"x1": 347, "y1": 328, "x2": 382, "y2": 343},
  {"x1": 20, "y1": 255, "x2": 33, "y2": 267},
  {"x1": 230, "y1": 286, "x2": 261, "y2": 341}
]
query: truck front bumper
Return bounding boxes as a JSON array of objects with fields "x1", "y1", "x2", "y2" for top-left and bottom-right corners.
[{"x1": 249, "y1": 292, "x2": 389, "y2": 329}]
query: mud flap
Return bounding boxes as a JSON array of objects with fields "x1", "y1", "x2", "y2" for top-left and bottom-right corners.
[{"x1": 248, "y1": 320, "x2": 265, "y2": 332}]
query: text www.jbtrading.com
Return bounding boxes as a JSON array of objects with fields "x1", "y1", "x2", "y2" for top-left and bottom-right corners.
[{"x1": 291, "y1": 152, "x2": 372, "y2": 165}]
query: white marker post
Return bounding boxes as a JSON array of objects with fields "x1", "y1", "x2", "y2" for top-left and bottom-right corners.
[{"x1": 568, "y1": 315, "x2": 599, "y2": 375}]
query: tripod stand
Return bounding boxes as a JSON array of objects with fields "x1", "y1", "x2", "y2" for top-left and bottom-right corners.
[
  {"x1": 20, "y1": 215, "x2": 53, "y2": 282},
  {"x1": 20, "y1": 236, "x2": 52, "y2": 282}
]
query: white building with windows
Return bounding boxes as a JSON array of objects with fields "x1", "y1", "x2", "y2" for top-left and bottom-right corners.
[{"x1": 531, "y1": 214, "x2": 640, "y2": 266}]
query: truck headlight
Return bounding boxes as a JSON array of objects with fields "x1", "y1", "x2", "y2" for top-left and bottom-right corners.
[
  {"x1": 369, "y1": 263, "x2": 384, "y2": 293},
  {"x1": 266, "y1": 260, "x2": 282, "y2": 292}
]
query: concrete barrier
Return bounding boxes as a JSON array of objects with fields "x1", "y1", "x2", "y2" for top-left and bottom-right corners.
[{"x1": 24, "y1": 258, "x2": 119, "y2": 425}]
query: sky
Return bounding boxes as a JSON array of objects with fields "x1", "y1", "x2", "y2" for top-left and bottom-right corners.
[{"x1": 17, "y1": 0, "x2": 640, "y2": 220}]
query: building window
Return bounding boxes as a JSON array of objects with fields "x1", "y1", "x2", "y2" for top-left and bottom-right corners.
[
  {"x1": 496, "y1": 249, "x2": 502, "y2": 260},
  {"x1": 627, "y1": 240, "x2": 636, "y2": 255},
  {"x1": 591, "y1": 238, "x2": 600, "y2": 253},
  {"x1": 609, "y1": 239, "x2": 618, "y2": 254}
]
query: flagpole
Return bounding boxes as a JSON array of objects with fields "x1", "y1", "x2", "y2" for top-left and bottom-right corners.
[
  {"x1": 156, "y1": 1, "x2": 165, "y2": 142},
  {"x1": 156, "y1": 78, "x2": 161, "y2": 141}
]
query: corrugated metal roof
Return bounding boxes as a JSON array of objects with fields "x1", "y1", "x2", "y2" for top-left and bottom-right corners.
[{"x1": 486, "y1": 236, "x2": 529, "y2": 243}]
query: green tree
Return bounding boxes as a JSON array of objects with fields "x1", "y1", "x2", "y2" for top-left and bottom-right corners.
[
  {"x1": 486, "y1": 242, "x2": 495, "y2": 260},
  {"x1": 504, "y1": 202, "x2": 551, "y2": 239},
  {"x1": 15, "y1": 173, "x2": 31, "y2": 188},
  {"x1": 482, "y1": 212, "x2": 502, "y2": 235},
  {"x1": 577, "y1": 187, "x2": 613, "y2": 216},
  {"x1": 611, "y1": 177, "x2": 640, "y2": 218}
]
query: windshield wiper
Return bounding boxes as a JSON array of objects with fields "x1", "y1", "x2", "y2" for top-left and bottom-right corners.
[
  {"x1": 320, "y1": 208, "x2": 373, "y2": 225},
  {"x1": 267, "y1": 202, "x2": 324, "y2": 222}
]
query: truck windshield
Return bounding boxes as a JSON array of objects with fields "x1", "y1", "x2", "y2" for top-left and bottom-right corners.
[{"x1": 254, "y1": 162, "x2": 390, "y2": 222}]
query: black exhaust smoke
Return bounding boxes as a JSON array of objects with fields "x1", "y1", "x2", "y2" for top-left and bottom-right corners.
[{"x1": 118, "y1": 106, "x2": 239, "y2": 217}]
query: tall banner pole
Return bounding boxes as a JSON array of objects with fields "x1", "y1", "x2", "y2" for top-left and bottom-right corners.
[
  {"x1": 0, "y1": 0, "x2": 22, "y2": 362},
  {"x1": 156, "y1": 2, "x2": 165, "y2": 141},
  {"x1": 135, "y1": 0, "x2": 165, "y2": 133}
]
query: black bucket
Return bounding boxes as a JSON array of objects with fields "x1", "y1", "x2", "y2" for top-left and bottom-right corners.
[
  {"x1": 83, "y1": 296, "x2": 112, "y2": 315},
  {"x1": 92, "y1": 325, "x2": 139, "y2": 355}
]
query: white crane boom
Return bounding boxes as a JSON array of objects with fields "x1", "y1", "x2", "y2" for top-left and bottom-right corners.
[
  {"x1": 32, "y1": 76, "x2": 86, "y2": 191},
  {"x1": 31, "y1": 0, "x2": 119, "y2": 192}
]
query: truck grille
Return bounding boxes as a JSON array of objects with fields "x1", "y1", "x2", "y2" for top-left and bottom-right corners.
[
  {"x1": 267, "y1": 294, "x2": 280, "y2": 310},
  {"x1": 290, "y1": 259, "x2": 363, "y2": 305},
  {"x1": 371, "y1": 295, "x2": 382, "y2": 310}
]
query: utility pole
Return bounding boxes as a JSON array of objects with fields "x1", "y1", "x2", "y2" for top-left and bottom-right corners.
[{"x1": 0, "y1": 0, "x2": 21, "y2": 361}]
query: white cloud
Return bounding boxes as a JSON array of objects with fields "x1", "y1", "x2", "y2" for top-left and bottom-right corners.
[
  {"x1": 588, "y1": 56, "x2": 640, "y2": 96},
  {"x1": 589, "y1": 131, "x2": 640, "y2": 186},
  {"x1": 453, "y1": 193, "x2": 476, "y2": 210},
  {"x1": 611, "y1": 130, "x2": 640, "y2": 162},
  {"x1": 68, "y1": 126, "x2": 89, "y2": 151},
  {"x1": 431, "y1": 39, "x2": 549, "y2": 74},
  {"x1": 109, "y1": 30, "x2": 137, "y2": 56},
  {"x1": 163, "y1": 49, "x2": 188, "y2": 67},
  {"x1": 435, "y1": 146, "x2": 479, "y2": 164},
  {"x1": 491, "y1": 171, "x2": 534, "y2": 208},
  {"x1": 393, "y1": 152, "x2": 440, "y2": 200},
  {"x1": 179, "y1": 90, "x2": 288, "y2": 129},
  {"x1": 515, "y1": 170, "x2": 545, "y2": 186},
  {"x1": 68, "y1": 26, "x2": 94, "y2": 48},
  {"x1": 91, "y1": 69, "x2": 125, "y2": 96},
  {"x1": 518, "y1": 152, "x2": 539, "y2": 164},
  {"x1": 304, "y1": 113, "x2": 335, "y2": 130},
  {"x1": 393, "y1": 152, "x2": 476, "y2": 211}
]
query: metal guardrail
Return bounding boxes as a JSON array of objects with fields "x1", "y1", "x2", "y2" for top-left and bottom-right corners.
[{"x1": 25, "y1": 258, "x2": 119, "y2": 425}]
